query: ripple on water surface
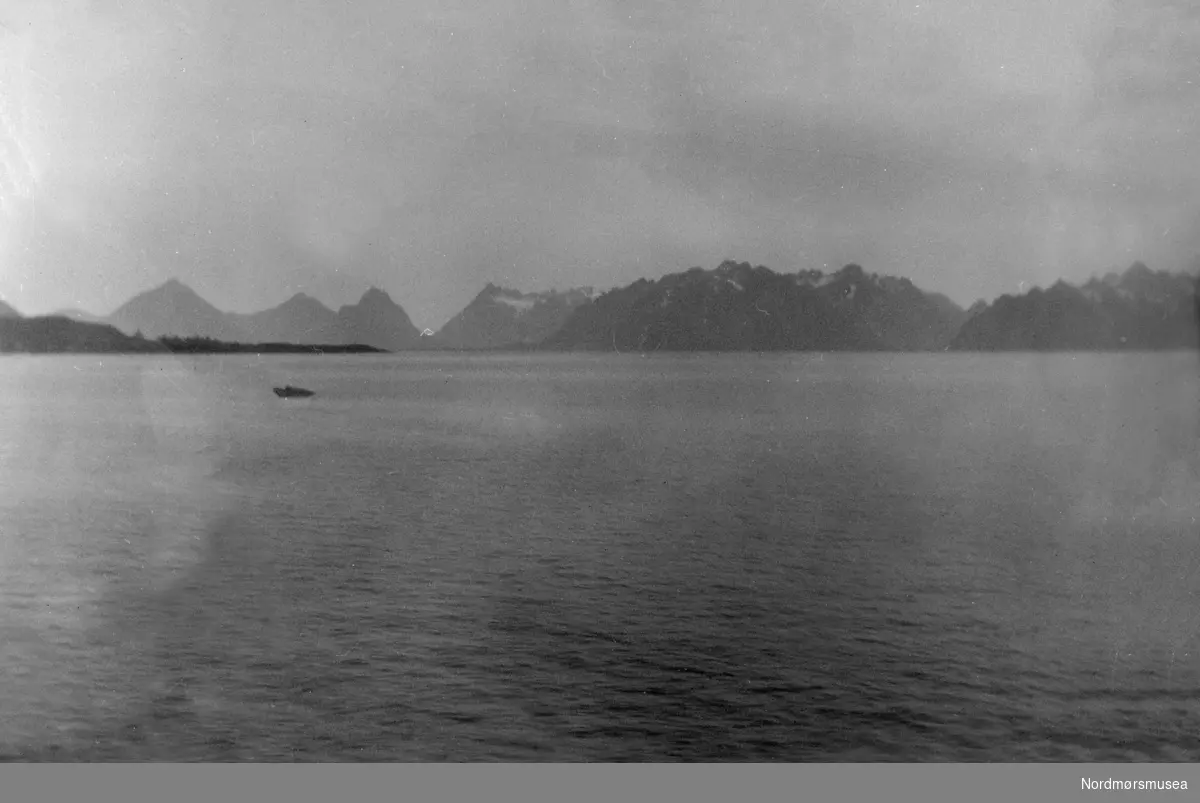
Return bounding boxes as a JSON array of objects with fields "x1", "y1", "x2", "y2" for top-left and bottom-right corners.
[{"x1": 2, "y1": 353, "x2": 1200, "y2": 760}]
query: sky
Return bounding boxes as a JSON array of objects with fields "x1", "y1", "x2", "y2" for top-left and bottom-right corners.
[{"x1": 0, "y1": 0, "x2": 1198, "y2": 330}]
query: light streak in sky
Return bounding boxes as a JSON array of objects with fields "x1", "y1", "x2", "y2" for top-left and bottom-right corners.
[{"x1": 0, "y1": 19, "x2": 42, "y2": 220}]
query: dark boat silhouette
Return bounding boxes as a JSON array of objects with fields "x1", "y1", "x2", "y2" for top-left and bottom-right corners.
[{"x1": 273, "y1": 385, "x2": 315, "y2": 398}]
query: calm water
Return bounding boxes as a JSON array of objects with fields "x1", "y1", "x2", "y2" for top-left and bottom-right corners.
[{"x1": 2, "y1": 352, "x2": 1200, "y2": 761}]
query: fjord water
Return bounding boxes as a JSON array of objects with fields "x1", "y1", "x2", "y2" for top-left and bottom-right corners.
[{"x1": 2, "y1": 352, "x2": 1200, "y2": 761}]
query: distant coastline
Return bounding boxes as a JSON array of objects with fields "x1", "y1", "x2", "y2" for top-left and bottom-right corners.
[
  {"x1": 0, "y1": 316, "x2": 168, "y2": 354},
  {"x1": 0, "y1": 317, "x2": 391, "y2": 355},
  {"x1": 159, "y1": 336, "x2": 388, "y2": 354}
]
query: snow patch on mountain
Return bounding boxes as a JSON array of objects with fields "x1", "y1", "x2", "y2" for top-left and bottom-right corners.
[{"x1": 496, "y1": 295, "x2": 537, "y2": 311}]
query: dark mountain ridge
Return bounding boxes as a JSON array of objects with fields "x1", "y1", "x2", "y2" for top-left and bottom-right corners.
[
  {"x1": 0, "y1": 316, "x2": 167, "y2": 353},
  {"x1": 8, "y1": 257, "x2": 1198, "y2": 354},
  {"x1": 950, "y1": 262, "x2": 1200, "y2": 351},
  {"x1": 541, "y1": 260, "x2": 967, "y2": 352}
]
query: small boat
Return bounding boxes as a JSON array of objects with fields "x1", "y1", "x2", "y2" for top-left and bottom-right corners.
[{"x1": 273, "y1": 385, "x2": 315, "y2": 398}]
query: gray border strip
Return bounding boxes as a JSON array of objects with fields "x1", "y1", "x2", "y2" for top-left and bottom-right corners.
[{"x1": 4, "y1": 764, "x2": 1200, "y2": 803}]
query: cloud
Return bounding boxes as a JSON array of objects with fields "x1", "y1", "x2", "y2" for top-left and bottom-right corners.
[{"x1": 1, "y1": 0, "x2": 1199, "y2": 326}]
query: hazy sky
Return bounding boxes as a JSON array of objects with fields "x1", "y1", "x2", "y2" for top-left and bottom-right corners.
[{"x1": 1, "y1": 0, "x2": 1198, "y2": 329}]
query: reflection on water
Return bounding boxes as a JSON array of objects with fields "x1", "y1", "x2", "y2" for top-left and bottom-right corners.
[{"x1": 1, "y1": 352, "x2": 1199, "y2": 760}]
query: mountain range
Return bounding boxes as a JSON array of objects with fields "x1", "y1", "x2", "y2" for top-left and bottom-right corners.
[
  {"x1": 1, "y1": 259, "x2": 1196, "y2": 354},
  {"x1": 540, "y1": 261, "x2": 969, "y2": 351},
  {"x1": 102, "y1": 281, "x2": 423, "y2": 351},
  {"x1": 950, "y1": 262, "x2": 1200, "y2": 351}
]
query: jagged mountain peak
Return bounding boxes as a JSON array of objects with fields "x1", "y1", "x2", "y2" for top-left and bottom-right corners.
[
  {"x1": 336, "y1": 285, "x2": 420, "y2": 350},
  {"x1": 277, "y1": 292, "x2": 332, "y2": 311},
  {"x1": 1124, "y1": 261, "x2": 1153, "y2": 279},
  {"x1": 714, "y1": 259, "x2": 756, "y2": 275},
  {"x1": 150, "y1": 278, "x2": 208, "y2": 300},
  {"x1": 339, "y1": 286, "x2": 400, "y2": 313},
  {"x1": 107, "y1": 278, "x2": 235, "y2": 339},
  {"x1": 338, "y1": 286, "x2": 402, "y2": 315},
  {"x1": 712, "y1": 261, "x2": 777, "y2": 286},
  {"x1": 433, "y1": 281, "x2": 597, "y2": 349},
  {"x1": 149, "y1": 277, "x2": 193, "y2": 294},
  {"x1": 361, "y1": 286, "x2": 394, "y2": 302}
]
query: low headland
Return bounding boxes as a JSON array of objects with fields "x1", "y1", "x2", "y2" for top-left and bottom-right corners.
[
  {"x1": 0, "y1": 317, "x2": 389, "y2": 355},
  {"x1": 159, "y1": 336, "x2": 387, "y2": 354}
]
